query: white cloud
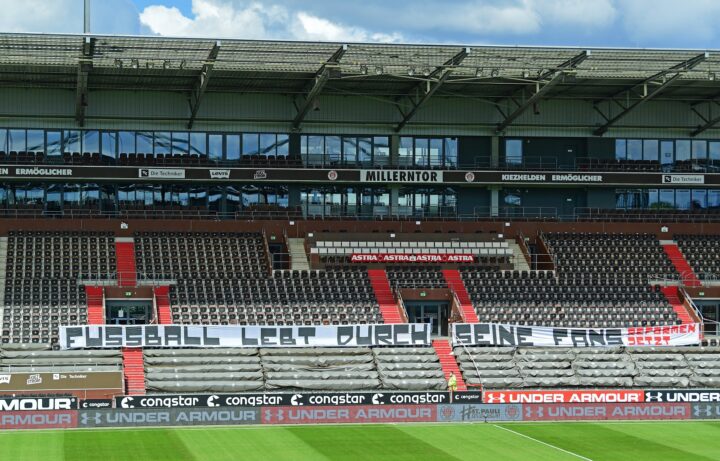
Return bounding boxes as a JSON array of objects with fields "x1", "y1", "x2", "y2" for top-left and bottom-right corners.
[
  {"x1": 292, "y1": 12, "x2": 402, "y2": 43},
  {"x1": 535, "y1": 0, "x2": 616, "y2": 28},
  {"x1": 139, "y1": 0, "x2": 403, "y2": 42},
  {"x1": 619, "y1": 0, "x2": 720, "y2": 45},
  {"x1": 0, "y1": 0, "x2": 140, "y2": 35}
]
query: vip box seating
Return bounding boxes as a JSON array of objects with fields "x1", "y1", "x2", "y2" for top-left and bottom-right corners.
[
  {"x1": 310, "y1": 235, "x2": 513, "y2": 258},
  {"x1": 2, "y1": 231, "x2": 116, "y2": 345},
  {"x1": 143, "y1": 347, "x2": 445, "y2": 393},
  {"x1": 461, "y1": 233, "x2": 680, "y2": 328},
  {"x1": 676, "y1": 234, "x2": 720, "y2": 279},
  {"x1": 0, "y1": 349, "x2": 123, "y2": 373},
  {"x1": 134, "y1": 232, "x2": 381, "y2": 325},
  {"x1": 386, "y1": 266, "x2": 448, "y2": 289},
  {"x1": 454, "y1": 346, "x2": 720, "y2": 389}
]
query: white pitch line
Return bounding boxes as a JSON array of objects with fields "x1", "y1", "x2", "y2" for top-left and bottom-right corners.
[{"x1": 493, "y1": 424, "x2": 593, "y2": 461}]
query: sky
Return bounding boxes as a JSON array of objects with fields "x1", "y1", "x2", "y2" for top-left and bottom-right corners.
[{"x1": 1, "y1": 0, "x2": 720, "y2": 49}]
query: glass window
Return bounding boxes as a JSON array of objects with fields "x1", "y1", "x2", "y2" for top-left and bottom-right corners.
[
  {"x1": 172, "y1": 132, "x2": 189, "y2": 155},
  {"x1": 8, "y1": 129, "x2": 26, "y2": 152},
  {"x1": 226, "y1": 186, "x2": 241, "y2": 212},
  {"x1": 226, "y1": 135, "x2": 240, "y2": 161},
  {"x1": 504, "y1": 190, "x2": 522, "y2": 207},
  {"x1": 81, "y1": 183, "x2": 100, "y2": 208},
  {"x1": 709, "y1": 190, "x2": 720, "y2": 209},
  {"x1": 62, "y1": 130, "x2": 79, "y2": 154},
  {"x1": 136, "y1": 132, "x2": 153, "y2": 154},
  {"x1": 46, "y1": 131, "x2": 62, "y2": 158},
  {"x1": 414, "y1": 138, "x2": 430, "y2": 167},
  {"x1": 505, "y1": 139, "x2": 522, "y2": 165},
  {"x1": 429, "y1": 138, "x2": 443, "y2": 167},
  {"x1": 659, "y1": 189, "x2": 675, "y2": 209},
  {"x1": 399, "y1": 137, "x2": 413, "y2": 167},
  {"x1": 0, "y1": 129, "x2": 6, "y2": 152},
  {"x1": 626, "y1": 139, "x2": 642, "y2": 161},
  {"x1": 101, "y1": 132, "x2": 117, "y2": 160},
  {"x1": 343, "y1": 137, "x2": 357, "y2": 165},
  {"x1": 660, "y1": 141, "x2": 674, "y2": 167},
  {"x1": 208, "y1": 134, "x2": 223, "y2": 161},
  {"x1": 208, "y1": 186, "x2": 223, "y2": 212},
  {"x1": 27, "y1": 130, "x2": 44, "y2": 153},
  {"x1": 710, "y1": 142, "x2": 720, "y2": 163},
  {"x1": 374, "y1": 137, "x2": 390, "y2": 166},
  {"x1": 642, "y1": 139, "x2": 658, "y2": 161},
  {"x1": 676, "y1": 140, "x2": 691, "y2": 162},
  {"x1": 358, "y1": 137, "x2": 372, "y2": 166},
  {"x1": 119, "y1": 132, "x2": 135, "y2": 155},
  {"x1": 154, "y1": 132, "x2": 171, "y2": 155},
  {"x1": 445, "y1": 138, "x2": 458, "y2": 167},
  {"x1": 190, "y1": 132, "x2": 206, "y2": 156},
  {"x1": 692, "y1": 189, "x2": 707, "y2": 209},
  {"x1": 82, "y1": 131, "x2": 99, "y2": 154},
  {"x1": 63, "y1": 183, "x2": 80, "y2": 208},
  {"x1": 242, "y1": 133, "x2": 259, "y2": 156},
  {"x1": 675, "y1": 189, "x2": 691, "y2": 210},
  {"x1": 45, "y1": 184, "x2": 63, "y2": 212},
  {"x1": 306, "y1": 135, "x2": 323, "y2": 165},
  {"x1": 692, "y1": 140, "x2": 708, "y2": 161},
  {"x1": 615, "y1": 139, "x2": 626, "y2": 161},
  {"x1": 189, "y1": 187, "x2": 207, "y2": 207},
  {"x1": 259, "y1": 134, "x2": 276, "y2": 156},
  {"x1": 326, "y1": 136, "x2": 341, "y2": 164},
  {"x1": 648, "y1": 189, "x2": 659, "y2": 208},
  {"x1": 277, "y1": 134, "x2": 289, "y2": 156}
]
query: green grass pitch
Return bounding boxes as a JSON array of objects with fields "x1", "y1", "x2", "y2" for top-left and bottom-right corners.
[{"x1": 2, "y1": 421, "x2": 719, "y2": 460}]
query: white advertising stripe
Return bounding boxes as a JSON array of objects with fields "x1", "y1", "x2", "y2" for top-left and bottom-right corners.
[
  {"x1": 452, "y1": 323, "x2": 701, "y2": 347},
  {"x1": 59, "y1": 324, "x2": 431, "y2": 349}
]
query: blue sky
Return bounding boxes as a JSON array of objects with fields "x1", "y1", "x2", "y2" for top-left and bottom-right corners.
[{"x1": 1, "y1": 0, "x2": 720, "y2": 49}]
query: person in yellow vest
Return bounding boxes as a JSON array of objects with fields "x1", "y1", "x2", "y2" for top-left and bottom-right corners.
[{"x1": 447, "y1": 371, "x2": 458, "y2": 399}]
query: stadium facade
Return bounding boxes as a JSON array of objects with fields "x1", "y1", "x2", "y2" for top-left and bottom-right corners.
[{"x1": 1, "y1": 34, "x2": 720, "y2": 221}]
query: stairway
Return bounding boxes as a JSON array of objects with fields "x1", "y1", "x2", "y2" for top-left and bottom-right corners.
[
  {"x1": 507, "y1": 239, "x2": 531, "y2": 272},
  {"x1": 154, "y1": 286, "x2": 172, "y2": 324},
  {"x1": 115, "y1": 239, "x2": 137, "y2": 287},
  {"x1": 122, "y1": 347, "x2": 146, "y2": 395},
  {"x1": 432, "y1": 339, "x2": 467, "y2": 391},
  {"x1": 287, "y1": 238, "x2": 310, "y2": 271},
  {"x1": 662, "y1": 243, "x2": 701, "y2": 287},
  {"x1": 85, "y1": 286, "x2": 105, "y2": 325},
  {"x1": 441, "y1": 269, "x2": 479, "y2": 323},
  {"x1": 661, "y1": 286, "x2": 694, "y2": 325},
  {"x1": 0, "y1": 237, "x2": 7, "y2": 333},
  {"x1": 368, "y1": 269, "x2": 404, "y2": 323}
]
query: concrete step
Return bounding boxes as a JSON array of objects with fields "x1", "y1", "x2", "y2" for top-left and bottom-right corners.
[
  {"x1": 287, "y1": 238, "x2": 310, "y2": 271},
  {"x1": 506, "y1": 239, "x2": 531, "y2": 272}
]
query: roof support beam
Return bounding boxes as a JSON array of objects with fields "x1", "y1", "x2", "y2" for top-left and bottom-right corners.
[
  {"x1": 594, "y1": 53, "x2": 708, "y2": 136},
  {"x1": 187, "y1": 41, "x2": 221, "y2": 129},
  {"x1": 75, "y1": 37, "x2": 95, "y2": 127},
  {"x1": 496, "y1": 50, "x2": 589, "y2": 134},
  {"x1": 395, "y1": 47, "x2": 469, "y2": 132},
  {"x1": 292, "y1": 45, "x2": 347, "y2": 130},
  {"x1": 691, "y1": 105, "x2": 720, "y2": 136}
]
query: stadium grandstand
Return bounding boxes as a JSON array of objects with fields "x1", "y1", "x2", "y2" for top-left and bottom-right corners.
[{"x1": 2, "y1": 31, "x2": 720, "y2": 431}]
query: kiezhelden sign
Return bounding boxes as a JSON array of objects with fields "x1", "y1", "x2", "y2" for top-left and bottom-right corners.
[
  {"x1": 0, "y1": 372, "x2": 122, "y2": 392},
  {"x1": 114, "y1": 391, "x2": 468, "y2": 409},
  {"x1": 452, "y1": 323, "x2": 701, "y2": 347},
  {"x1": 59, "y1": 324, "x2": 431, "y2": 349}
]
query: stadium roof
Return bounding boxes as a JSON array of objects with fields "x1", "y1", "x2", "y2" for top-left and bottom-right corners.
[{"x1": 3, "y1": 33, "x2": 720, "y2": 131}]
